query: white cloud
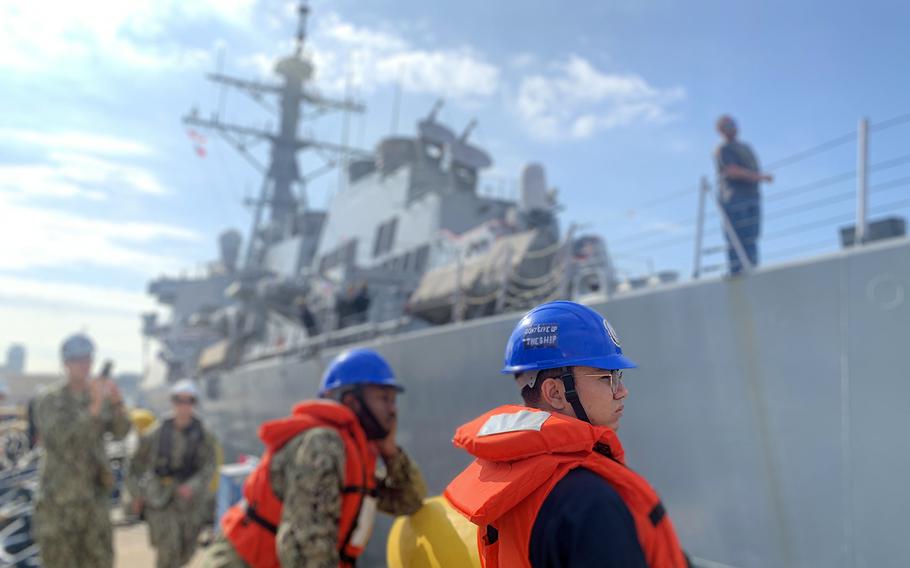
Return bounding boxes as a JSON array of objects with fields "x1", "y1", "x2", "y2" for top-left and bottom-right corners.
[
  {"x1": 0, "y1": 276, "x2": 153, "y2": 315},
  {"x1": 516, "y1": 55, "x2": 685, "y2": 140},
  {"x1": 0, "y1": 129, "x2": 155, "y2": 157},
  {"x1": 53, "y1": 153, "x2": 168, "y2": 196},
  {"x1": 237, "y1": 53, "x2": 280, "y2": 78},
  {"x1": 375, "y1": 49, "x2": 499, "y2": 97},
  {"x1": 0, "y1": 128, "x2": 167, "y2": 198},
  {"x1": 0, "y1": 152, "x2": 169, "y2": 199},
  {"x1": 0, "y1": 0, "x2": 254, "y2": 73},
  {"x1": 320, "y1": 14, "x2": 409, "y2": 54},
  {"x1": 240, "y1": 12, "x2": 501, "y2": 100},
  {"x1": 0, "y1": 193, "x2": 198, "y2": 273},
  {"x1": 0, "y1": 163, "x2": 107, "y2": 201}
]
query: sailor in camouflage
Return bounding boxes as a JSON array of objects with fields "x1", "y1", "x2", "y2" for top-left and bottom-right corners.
[
  {"x1": 128, "y1": 379, "x2": 218, "y2": 568},
  {"x1": 202, "y1": 348, "x2": 427, "y2": 568},
  {"x1": 32, "y1": 334, "x2": 131, "y2": 568}
]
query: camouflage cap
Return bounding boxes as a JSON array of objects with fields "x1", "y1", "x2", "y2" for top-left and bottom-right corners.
[{"x1": 61, "y1": 333, "x2": 95, "y2": 361}]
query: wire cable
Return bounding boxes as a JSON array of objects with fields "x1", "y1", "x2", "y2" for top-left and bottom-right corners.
[
  {"x1": 763, "y1": 213, "x2": 855, "y2": 242},
  {"x1": 710, "y1": 153, "x2": 910, "y2": 218},
  {"x1": 764, "y1": 132, "x2": 857, "y2": 170},
  {"x1": 722, "y1": 175, "x2": 910, "y2": 234},
  {"x1": 871, "y1": 113, "x2": 910, "y2": 133},
  {"x1": 621, "y1": 232, "x2": 695, "y2": 255},
  {"x1": 617, "y1": 111, "x2": 910, "y2": 220}
]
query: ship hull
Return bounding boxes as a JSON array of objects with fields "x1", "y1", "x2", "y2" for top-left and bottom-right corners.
[{"x1": 149, "y1": 237, "x2": 910, "y2": 567}]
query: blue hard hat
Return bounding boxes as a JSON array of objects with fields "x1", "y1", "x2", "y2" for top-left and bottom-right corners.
[
  {"x1": 501, "y1": 301, "x2": 637, "y2": 374},
  {"x1": 61, "y1": 333, "x2": 95, "y2": 361},
  {"x1": 318, "y1": 348, "x2": 404, "y2": 397}
]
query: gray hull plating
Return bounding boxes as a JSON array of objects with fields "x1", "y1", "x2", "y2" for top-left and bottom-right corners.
[{"x1": 184, "y1": 237, "x2": 910, "y2": 567}]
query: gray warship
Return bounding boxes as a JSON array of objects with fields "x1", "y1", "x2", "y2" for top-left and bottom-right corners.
[{"x1": 141, "y1": 4, "x2": 910, "y2": 567}]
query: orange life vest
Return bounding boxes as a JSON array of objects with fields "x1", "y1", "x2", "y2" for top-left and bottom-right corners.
[
  {"x1": 444, "y1": 405, "x2": 687, "y2": 568},
  {"x1": 221, "y1": 400, "x2": 378, "y2": 568}
]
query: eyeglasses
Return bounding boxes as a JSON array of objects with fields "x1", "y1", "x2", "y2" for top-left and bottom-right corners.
[
  {"x1": 578, "y1": 370, "x2": 625, "y2": 396},
  {"x1": 172, "y1": 397, "x2": 196, "y2": 406}
]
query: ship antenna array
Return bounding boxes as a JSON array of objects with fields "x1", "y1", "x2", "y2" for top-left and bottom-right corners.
[
  {"x1": 182, "y1": 0, "x2": 368, "y2": 269},
  {"x1": 295, "y1": 0, "x2": 309, "y2": 57}
]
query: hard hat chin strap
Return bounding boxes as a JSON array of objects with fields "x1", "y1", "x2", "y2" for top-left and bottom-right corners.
[
  {"x1": 350, "y1": 386, "x2": 390, "y2": 440},
  {"x1": 559, "y1": 368, "x2": 591, "y2": 424}
]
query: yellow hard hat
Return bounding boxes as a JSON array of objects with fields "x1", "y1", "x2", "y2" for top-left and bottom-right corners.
[
  {"x1": 387, "y1": 496, "x2": 481, "y2": 568},
  {"x1": 129, "y1": 408, "x2": 157, "y2": 434}
]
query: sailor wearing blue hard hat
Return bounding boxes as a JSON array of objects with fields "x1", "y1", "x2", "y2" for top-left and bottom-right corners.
[
  {"x1": 202, "y1": 347, "x2": 426, "y2": 567},
  {"x1": 319, "y1": 347, "x2": 405, "y2": 441},
  {"x1": 446, "y1": 302, "x2": 688, "y2": 568}
]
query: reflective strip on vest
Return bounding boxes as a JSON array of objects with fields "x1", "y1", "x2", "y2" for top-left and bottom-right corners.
[
  {"x1": 348, "y1": 495, "x2": 378, "y2": 549},
  {"x1": 478, "y1": 410, "x2": 551, "y2": 437}
]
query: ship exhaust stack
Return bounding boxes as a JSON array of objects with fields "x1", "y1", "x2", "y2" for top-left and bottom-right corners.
[
  {"x1": 219, "y1": 230, "x2": 242, "y2": 274},
  {"x1": 520, "y1": 163, "x2": 550, "y2": 214}
]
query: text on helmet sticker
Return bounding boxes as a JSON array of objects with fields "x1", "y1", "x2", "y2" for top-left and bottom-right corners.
[{"x1": 522, "y1": 323, "x2": 559, "y2": 349}]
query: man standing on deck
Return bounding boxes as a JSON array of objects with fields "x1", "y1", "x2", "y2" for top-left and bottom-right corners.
[
  {"x1": 201, "y1": 347, "x2": 426, "y2": 567},
  {"x1": 715, "y1": 115, "x2": 774, "y2": 275},
  {"x1": 32, "y1": 333, "x2": 132, "y2": 568},
  {"x1": 445, "y1": 301, "x2": 688, "y2": 567},
  {"x1": 128, "y1": 379, "x2": 218, "y2": 568}
]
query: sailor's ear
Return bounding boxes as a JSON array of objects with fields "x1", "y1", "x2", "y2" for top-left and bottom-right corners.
[
  {"x1": 539, "y1": 377, "x2": 567, "y2": 411},
  {"x1": 340, "y1": 390, "x2": 361, "y2": 411}
]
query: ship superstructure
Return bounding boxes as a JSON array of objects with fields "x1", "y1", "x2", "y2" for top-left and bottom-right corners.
[{"x1": 143, "y1": 2, "x2": 617, "y2": 386}]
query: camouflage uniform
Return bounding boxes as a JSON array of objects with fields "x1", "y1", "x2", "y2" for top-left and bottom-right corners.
[
  {"x1": 128, "y1": 416, "x2": 218, "y2": 568},
  {"x1": 202, "y1": 427, "x2": 426, "y2": 567},
  {"x1": 32, "y1": 380, "x2": 131, "y2": 568}
]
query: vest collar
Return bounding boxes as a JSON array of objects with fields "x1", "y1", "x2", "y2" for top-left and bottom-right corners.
[
  {"x1": 453, "y1": 405, "x2": 625, "y2": 465},
  {"x1": 259, "y1": 399, "x2": 365, "y2": 450},
  {"x1": 292, "y1": 399, "x2": 359, "y2": 427},
  {"x1": 446, "y1": 405, "x2": 627, "y2": 526}
]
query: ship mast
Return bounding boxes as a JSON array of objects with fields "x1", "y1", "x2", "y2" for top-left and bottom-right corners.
[{"x1": 184, "y1": 0, "x2": 365, "y2": 269}]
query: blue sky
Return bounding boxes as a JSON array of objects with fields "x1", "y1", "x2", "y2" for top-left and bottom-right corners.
[{"x1": 2, "y1": 0, "x2": 908, "y2": 372}]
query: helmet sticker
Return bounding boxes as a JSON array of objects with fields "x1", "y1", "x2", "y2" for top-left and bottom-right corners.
[
  {"x1": 604, "y1": 319, "x2": 621, "y2": 346},
  {"x1": 522, "y1": 323, "x2": 559, "y2": 349}
]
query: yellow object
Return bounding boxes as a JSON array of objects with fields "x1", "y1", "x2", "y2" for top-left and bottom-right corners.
[
  {"x1": 209, "y1": 439, "x2": 224, "y2": 493},
  {"x1": 387, "y1": 496, "x2": 481, "y2": 568},
  {"x1": 129, "y1": 409, "x2": 157, "y2": 435}
]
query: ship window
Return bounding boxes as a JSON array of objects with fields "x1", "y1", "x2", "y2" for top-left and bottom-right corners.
[
  {"x1": 320, "y1": 239, "x2": 359, "y2": 272},
  {"x1": 414, "y1": 245, "x2": 430, "y2": 272},
  {"x1": 373, "y1": 218, "x2": 398, "y2": 258},
  {"x1": 403, "y1": 251, "x2": 414, "y2": 272}
]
